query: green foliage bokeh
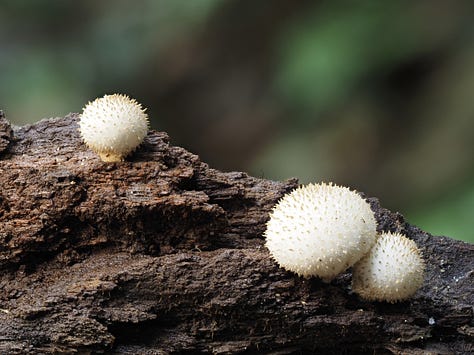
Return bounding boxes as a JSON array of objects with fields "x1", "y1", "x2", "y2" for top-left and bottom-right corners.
[{"x1": 0, "y1": 0, "x2": 472, "y2": 242}]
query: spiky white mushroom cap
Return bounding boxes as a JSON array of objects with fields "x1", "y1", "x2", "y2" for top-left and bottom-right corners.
[
  {"x1": 79, "y1": 94, "x2": 149, "y2": 162},
  {"x1": 352, "y1": 232, "x2": 425, "y2": 303},
  {"x1": 264, "y1": 182, "x2": 377, "y2": 281}
]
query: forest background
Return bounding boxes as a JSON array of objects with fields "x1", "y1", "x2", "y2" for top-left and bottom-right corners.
[{"x1": 0, "y1": 0, "x2": 472, "y2": 242}]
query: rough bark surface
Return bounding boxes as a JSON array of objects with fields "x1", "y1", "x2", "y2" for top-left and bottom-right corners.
[{"x1": 0, "y1": 114, "x2": 472, "y2": 354}]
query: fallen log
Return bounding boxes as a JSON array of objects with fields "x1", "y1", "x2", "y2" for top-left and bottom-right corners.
[{"x1": 0, "y1": 112, "x2": 472, "y2": 354}]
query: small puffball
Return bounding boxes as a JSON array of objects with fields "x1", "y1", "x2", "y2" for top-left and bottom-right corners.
[
  {"x1": 264, "y1": 182, "x2": 377, "y2": 281},
  {"x1": 79, "y1": 94, "x2": 149, "y2": 162},
  {"x1": 352, "y1": 232, "x2": 425, "y2": 303}
]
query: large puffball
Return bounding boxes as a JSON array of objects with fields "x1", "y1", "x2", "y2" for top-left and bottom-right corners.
[
  {"x1": 352, "y1": 232, "x2": 425, "y2": 303},
  {"x1": 264, "y1": 182, "x2": 377, "y2": 281},
  {"x1": 79, "y1": 94, "x2": 149, "y2": 162}
]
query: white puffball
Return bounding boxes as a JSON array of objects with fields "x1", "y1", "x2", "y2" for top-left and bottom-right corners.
[
  {"x1": 79, "y1": 94, "x2": 149, "y2": 162},
  {"x1": 352, "y1": 232, "x2": 425, "y2": 303},
  {"x1": 264, "y1": 182, "x2": 377, "y2": 281}
]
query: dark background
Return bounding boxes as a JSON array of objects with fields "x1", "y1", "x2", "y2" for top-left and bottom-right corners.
[{"x1": 0, "y1": 0, "x2": 472, "y2": 242}]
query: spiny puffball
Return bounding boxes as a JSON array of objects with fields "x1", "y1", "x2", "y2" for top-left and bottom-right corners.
[
  {"x1": 264, "y1": 182, "x2": 377, "y2": 281},
  {"x1": 79, "y1": 94, "x2": 149, "y2": 162},
  {"x1": 352, "y1": 232, "x2": 425, "y2": 303}
]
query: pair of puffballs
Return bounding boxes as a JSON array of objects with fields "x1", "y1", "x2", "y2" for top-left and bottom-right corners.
[
  {"x1": 264, "y1": 183, "x2": 425, "y2": 303},
  {"x1": 79, "y1": 94, "x2": 149, "y2": 162}
]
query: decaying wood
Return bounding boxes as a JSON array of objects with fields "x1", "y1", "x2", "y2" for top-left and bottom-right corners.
[{"x1": 0, "y1": 113, "x2": 472, "y2": 354}]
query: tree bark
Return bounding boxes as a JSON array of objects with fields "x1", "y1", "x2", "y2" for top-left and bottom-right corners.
[{"x1": 0, "y1": 113, "x2": 472, "y2": 354}]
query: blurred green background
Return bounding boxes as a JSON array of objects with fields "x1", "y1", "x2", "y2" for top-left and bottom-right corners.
[{"x1": 0, "y1": 0, "x2": 472, "y2": 242}]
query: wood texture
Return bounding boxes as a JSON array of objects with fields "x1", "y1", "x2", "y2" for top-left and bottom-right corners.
[{"x1": 0, "y1": 114, "x2": 472, "y2": 354}]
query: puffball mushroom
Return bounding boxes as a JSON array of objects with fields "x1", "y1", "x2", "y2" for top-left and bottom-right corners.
[
  {"x1": 79, "y1": 94, "x2": 149, "y2": 162},
  {"x1": 264, "y1": 182, "x2": 377, "y2": 281},
  {"x1": 352, "y1": 232, "x2": 425, "y2": 303}
]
